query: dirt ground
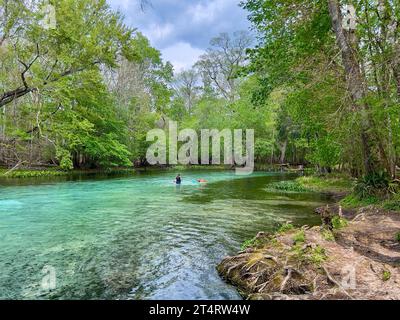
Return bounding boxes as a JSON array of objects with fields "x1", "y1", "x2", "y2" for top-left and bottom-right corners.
[{"x1": 218, "y1": 206, "x2": 400, "y2": 300}]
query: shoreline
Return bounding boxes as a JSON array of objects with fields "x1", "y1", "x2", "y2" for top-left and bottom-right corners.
[
  {"x1": 217, "y1": 176, "x2": 400, "y2": 300},
  {"x1": 0, "y1": 164, "x2": 307, "y2": 180}
]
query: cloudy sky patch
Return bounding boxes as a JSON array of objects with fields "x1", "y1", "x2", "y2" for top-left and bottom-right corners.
[{"x1": 108, "y1": 0, "x2": 251, "y2": 72}]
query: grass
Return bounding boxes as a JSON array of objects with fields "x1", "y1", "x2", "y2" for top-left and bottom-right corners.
[
  {"x1": 278, "y1": 222, "x2": 295, "y2": 233},
  {"x1": 341, "y1": 191, "x2": 400, "y2": 213},
  {"x1": 293, "y1": 230, "x2": 306, "y2": 244},
  {"x1": 396, "y1": 232, "x2": 400, "y2": 243},
  {"x1": 240, "y1": 237, "x2": 269, "y2": 251},
  {"x1": 0, "y1": 168, "x2": 68, "y2": 178},
  {"x1": 266, "y1": 181, "x2": 311, "y2": 193},
  {"x1": 241, "y1": 238, "x2": 258, "y2": 250},
  {"x1": 266, "y1": 174, "x2": 353, "y2": 194},
  {"x1": 321, "y1": 229, "x2": 335, "y2": 241},
  {"x1": 0, "y1": 167, "x2": 136, "y2": 179},
  {"x1": 296, "y1": 174, "x2": 353, "y2": 193},
  {"x1": 331, "y1": 216, "x2": 348, "y2": 230},
  {"x1": 340, "y1": 193, "x2": 380, "y2": 209},
  {"x1": 309, "y1": 246, "x2": 328, "y2": 266},
  {"x1": 382, "y1": 194, "x2": 400, "y2": 211},
  {"x1": 290, "y1": 243, "x2": 327, "y2": 267},
  {"x1": 382, "y1": 270, "x2": 391, "y2": 282}
]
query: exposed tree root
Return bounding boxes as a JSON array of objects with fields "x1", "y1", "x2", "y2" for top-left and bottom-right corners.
[{"x1": 218, "y1": 207, "x2": 400, "y2": 300}]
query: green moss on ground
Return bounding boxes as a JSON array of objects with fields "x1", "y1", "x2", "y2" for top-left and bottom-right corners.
[
  {"x1": 267, "y1": 174, "x2": 353, "y2": 194},
  {"x1": 296, "y1": 174, "x2": 353, "y2": 193},
  {"x1": 340, "y1": 192, "x2": 400, "y2": 213}
]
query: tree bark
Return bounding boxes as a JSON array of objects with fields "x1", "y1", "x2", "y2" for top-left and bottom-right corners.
[
  {"x1": 392, "y1": 44, "x2": 400, "y2": 98},
  {"x1": 279, "y1": 139, "x2": 288, "y2": 164},
  {"x1": 327, "y1": 0, "x2": 379, "y2": 176}
]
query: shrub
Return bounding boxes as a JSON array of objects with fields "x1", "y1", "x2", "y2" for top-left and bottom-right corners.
[
  {"x1": 340, "y1": 194, "x2": 379, "y2": 209},
  {"x1": 278, "y1": 223, "x2": 295, "y2": 233},
  {"x1": 56, "y1": 147, "x2": 73, "y2": 171},
  {"x1": 331, "y1": 216, "x2": 348, "y2": 230},
  {"x1": 241, "y1": 238, "x2": 264, "y2": 250},
  {"x1": 266, "y1": 181, "x2": 309, "y2": 193},
  {"x1": 354, "y1": 171, "x2": 390, "y2": 199},
  {"x1": 382, "y1": 270, "x2": 391, "y2": 282},
  {"x1": 309, "y1": 246, "x2": 327, "y2": 266},
  {"x1": 321, "y1": 229, "x2": 335, "y2": 241},
  {"x1": 293, "y1": 230, "x2": 306, "y2": 244}
]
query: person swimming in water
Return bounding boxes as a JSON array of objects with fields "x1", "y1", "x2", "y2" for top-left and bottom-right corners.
[
  {"x1": 197, "y1": 179, "x2": 207, "y2": 183},
  {"x1": 175, "y1": 174, "x2": 182, "y2": 185}
]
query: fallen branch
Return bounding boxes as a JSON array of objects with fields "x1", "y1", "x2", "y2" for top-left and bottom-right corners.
[
  {"x1": 280, "y1": 267, "x2": 294, "y2": 292},
  {"x1": 4, "y1": 161, "x2": 23, "y2": 175}
]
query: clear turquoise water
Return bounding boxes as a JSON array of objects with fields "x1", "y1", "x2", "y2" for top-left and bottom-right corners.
[{"x1": 0, "y1": 170, "x2": 331, "y2": 300}]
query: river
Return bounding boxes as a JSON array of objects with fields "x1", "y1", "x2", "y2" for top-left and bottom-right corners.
[{"x1": 0, "y1": 170, "x2": 331, "y2": 299}]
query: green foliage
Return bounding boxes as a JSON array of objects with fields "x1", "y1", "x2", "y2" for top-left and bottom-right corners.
[
  {"x1": 267, "y1": 181, "x2": 310, "y2": 193},
  {"x1": 382, "y1": 198, "x2": 400, "y2": 212},
  {"x1": 241, "y1": 237, "x2": 265, "y2": 250},
  {"x1": 382, "y1": 270, "x2": 391, "y2": 282},
  {"x1": 306, "y1": 134, "x2": 341, "y2": 169},
  {"x1": 0, "y1": 0, "x2": 150, "y2": 170},
  {"x1": 278, "y1": 222, "x2": 295, "y2": 233},
  {"x1": 354, "y1": 172, "x2": 390, "y2": 199},
  {"x1": 0, "y1": 169, "x2": 67, "y2": 178},
  {"x1": 241, "y1": 0, "x2": 400, "y2": 178},
  {"x1": 340, "y1": 194, "x2": 379, "y2": 209},
  {"x1": 293, "y1": 230, "x2": 306, "y2": 244},
  {"x1": 331, "y1": 216, "x2": 348, "y2": 230},
  {"x1": 290, "y1": 243, "x2": 327, "y2": 266},
  {"x1": 56, "y1": 147, "x2": 73, "y2": 171},
  {"x1": 2, "y1": 0, "x2": 400, "y2": 180},
  {"x1": 241, "y1": 238, "x2": 257, "y2": 250},
  {"x1": 309, "y1": 246, "x2": 328, "y2": 266},
  {"x1": 321, "y1": 229, "x2": 335, "y2": 242},
  {"x1": 297, "y1": 175, "x2": 353, "y2": 193}
]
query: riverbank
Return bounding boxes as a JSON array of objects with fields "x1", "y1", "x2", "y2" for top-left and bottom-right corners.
[
  {"x1": 266, "y1": 173, "x2": 353, "y2": 195},
  {"x1": 0, "y1": 163, "x2": 302, "y2": 179},
  {"x1": 218, "y1": 174, "x2": 400, "y2": 300},
  {"x1": 0, "y1": 168, "x2": 136, "y2": 179}
]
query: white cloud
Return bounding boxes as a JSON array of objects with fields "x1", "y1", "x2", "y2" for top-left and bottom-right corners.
[
  {"x1": 161, "y1": 42, "x2": 204, "y2": 73},
  {"x1": 143, "y1": 23, "x2": 175, "y2": 44},
  {"x1": 187, "y1": 0, "x2": 231, "y2": 24},
  {"x1": 107, "y1": 0, "x2": 252, "y2": 70}
]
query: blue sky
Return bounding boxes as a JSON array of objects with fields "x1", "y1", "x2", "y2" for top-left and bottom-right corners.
[{"x1": 107, "y1": 0, "x2": 251, "y2": 72}]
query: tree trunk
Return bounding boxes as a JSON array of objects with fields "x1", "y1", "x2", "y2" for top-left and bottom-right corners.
[
  {"x1": 327, "y1": 0, "x2": 379, "y2": 176},
  {"x1": 279, "y1": 139, "x2": 288, "y2": 164},
  {"x1": 392, "y1": 44, "x2": 400, "y2": 98}
]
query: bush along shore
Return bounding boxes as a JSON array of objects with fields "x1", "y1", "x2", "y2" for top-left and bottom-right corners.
[
  {"x1": 0, "y1": 163, "x2": 307, "y2": 179},
  {"x1": 218, "y1": 174, "x2": 400, "y2": 300},
  {"x1": 0, "y1": 168, "x2": 136, "y2": 179}
]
